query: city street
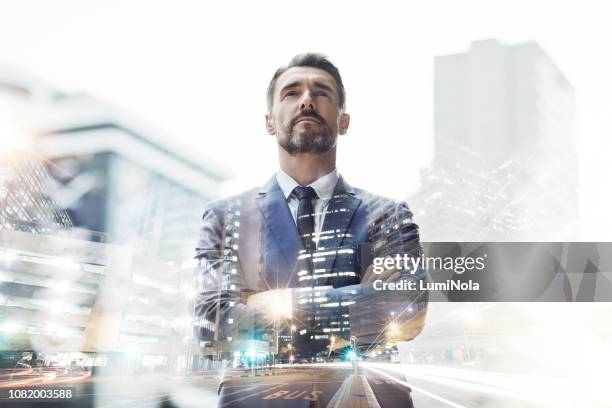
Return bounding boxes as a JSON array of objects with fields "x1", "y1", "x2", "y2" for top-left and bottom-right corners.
[
  {"x1": 2, "y1": 362, "x2": 609, "y2": 407},
  {"x1": 218, "y1": 364, "x2": 414, "y2": 408},
  {"x1": 0, "y1": 365, "x2": 416, "y2": 407},
  {"x1": 218, "y1": 362, "x2": 610, "y2": 408},
  {"x1": 218, "y1": 366, "x2": 353, "y2": 408}
]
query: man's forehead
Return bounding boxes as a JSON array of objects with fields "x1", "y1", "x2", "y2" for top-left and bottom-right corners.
[{"x1": 275, "y1": 66, "x2": 337, "y2": 92}]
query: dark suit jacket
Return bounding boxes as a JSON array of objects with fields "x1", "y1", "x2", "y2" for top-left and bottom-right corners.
[{"x1": 194, "y1": 175, "x2": 427, "y2": 343}]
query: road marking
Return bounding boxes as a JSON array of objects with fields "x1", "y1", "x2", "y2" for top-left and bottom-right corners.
[
  {"x1": 221, "y1": 385, "x2": 258, "y2": 397},
  {"x1": 362, "y1": 365, "x2": 469, "y2": 408},
  {"x1": 282, "y1": 390, "x2": 307, "y2": 399},
  {"x1": 261, "y1": 390, "x2": 322, "y2": 401},
  {"x1": 218, "y1": 383, "x2": 287, "y2": 407},
  {"x1": 327, "y1": 375, "x2": 353, "y2": 408},
  {"x1": 262, "y1": 390, "x2": 292, "y2": 400}
]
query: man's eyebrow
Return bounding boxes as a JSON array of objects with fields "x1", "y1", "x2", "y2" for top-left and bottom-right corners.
[
  {"x1": 313, "y1": 81, "x2": 335, "y2": 94},
  {"x1": 279, "y1": 81, "x2": 302, "y2": 93},
  {"x1": 279, "y1": 81, "x2": 336, "y2": 94}
]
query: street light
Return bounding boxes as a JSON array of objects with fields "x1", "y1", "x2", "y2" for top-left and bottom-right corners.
[
  {"x1": 326, "y1": 335, "x2": 336, "y2": 360},
  {"x1": 387, "y1": 322, "x2": 400, "y2": 350},
  {"x1": 247, "y1": 289, "x2": 292, "y2": 367},
  {"x1": 348, "y1": 336, "x2": 359, "y2": 371}
]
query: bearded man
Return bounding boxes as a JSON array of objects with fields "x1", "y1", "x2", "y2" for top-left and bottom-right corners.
[{"x1": 195, "y1": 53, "x2": 427, "y2": 362}]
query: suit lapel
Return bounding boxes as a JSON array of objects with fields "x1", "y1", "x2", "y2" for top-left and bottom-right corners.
[
  {"x1": 255, "y1": 177, "x2": 301, "y2": 279},
  {"x1": 319, "y1": 177, "x2": 362, "y2": 273}
]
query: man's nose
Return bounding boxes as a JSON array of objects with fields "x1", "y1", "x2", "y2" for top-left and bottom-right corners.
[{"x1": 300, "y1": 91, "x2": 315, "y2": 111}]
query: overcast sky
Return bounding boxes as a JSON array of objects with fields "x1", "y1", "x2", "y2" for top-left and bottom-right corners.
[{"x1": 1, "y1": 0, "x2": 611, "y2": 238}]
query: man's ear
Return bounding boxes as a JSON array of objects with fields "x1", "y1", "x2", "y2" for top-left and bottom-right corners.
[
  {"x1": 265, "y1": 113, "x2": 276, "y2": 135},
  {"x1": 339, "y1": 113, "x2": 350, "y2": 135}
]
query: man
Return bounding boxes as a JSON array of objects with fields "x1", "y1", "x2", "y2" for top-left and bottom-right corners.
[{"x1": 195, "y1": 53, "x2": 427, "y2": 363}]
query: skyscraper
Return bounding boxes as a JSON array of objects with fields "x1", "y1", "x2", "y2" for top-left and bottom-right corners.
[{"x1": 411, "y1": 39, "x2": 577, "y2": 241}]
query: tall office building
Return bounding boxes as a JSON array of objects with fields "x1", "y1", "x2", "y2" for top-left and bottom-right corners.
[
  {"x1": 410, "y1": 39, "x2": 577, "y2": 241},
  {"x1": 0, "y1": 68, "x2": 224, "y2": 371}
]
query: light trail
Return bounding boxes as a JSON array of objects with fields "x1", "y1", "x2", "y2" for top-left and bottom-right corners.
[
  {"x1": 363, "y1": 362, "x2": 612, "y2": 408},
  {"x1": 361, "y1": 364, "x2": 469, "y2": 408}
]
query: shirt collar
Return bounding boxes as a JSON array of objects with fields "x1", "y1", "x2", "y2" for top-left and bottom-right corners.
[{"x1": 276, "y1": 168, "x2": 339, "y2": 201}]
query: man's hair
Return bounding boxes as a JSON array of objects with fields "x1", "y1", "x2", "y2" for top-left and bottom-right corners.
[{"x1": 266, "y1": 53, "x2": 346, "y2": 112}]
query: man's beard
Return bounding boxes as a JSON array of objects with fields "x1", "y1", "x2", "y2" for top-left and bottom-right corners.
[{"x1": 279, "y1": 114, "x2": 336, "y2": 155}]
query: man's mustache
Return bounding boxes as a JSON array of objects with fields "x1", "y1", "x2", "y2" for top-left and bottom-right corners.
[{"x1": 290, "y1": 111, "x2": 326, "y2": 127}]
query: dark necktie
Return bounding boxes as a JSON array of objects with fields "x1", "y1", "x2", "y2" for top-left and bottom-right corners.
[{"x1": 293, "y1": 186, "x2": 318, "y2": 251}]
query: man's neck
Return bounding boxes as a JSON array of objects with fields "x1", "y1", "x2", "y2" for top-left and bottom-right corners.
[{"x1": 278, "y1": 146, "x2": 336, "y2": 186}]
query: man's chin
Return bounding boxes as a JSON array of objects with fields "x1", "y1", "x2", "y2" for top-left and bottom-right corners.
[
  {"x1": 282, "y1": 143, "x2": 335, "y2": 155},
  {"x1": 279, "y1": 130, "x2": 336, "y2": 155}
]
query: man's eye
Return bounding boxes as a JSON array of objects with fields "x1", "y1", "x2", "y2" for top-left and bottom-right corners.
[
  {"x1": 316, "y1": 91, "x2": 328, "y2": 97},
  {"x1": 285, "y1": 91, "x2": 297, "y2": 97}
]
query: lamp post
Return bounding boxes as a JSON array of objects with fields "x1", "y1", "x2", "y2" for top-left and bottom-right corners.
[
  {"x1": 273, "y1": 316, "x2": 279, "y2": 367},
  {"x1": 266, "y1": 289, "x2": 292, "y2": 367},
  {"x1": 328, "y1": 335, "x2": 335, "y2": 360},
  {"x1": 290, "y1": 324, "x2": 296, "y2": 364},
  {"x1": 350, "y1": 336, "x2": 357, "y2": 373}
]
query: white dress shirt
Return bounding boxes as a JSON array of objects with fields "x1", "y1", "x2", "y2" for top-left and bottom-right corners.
[{"x1": 275, "y1": 168, "x2": 339, "y2": 239}]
